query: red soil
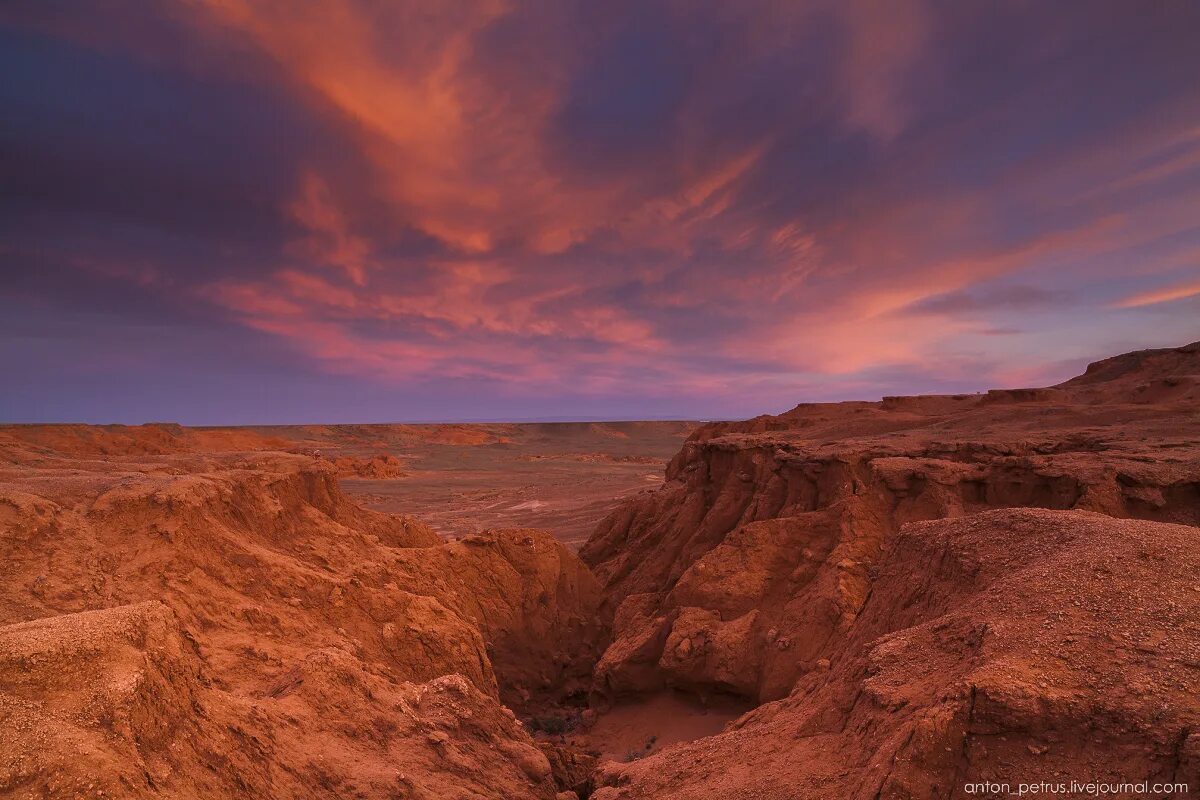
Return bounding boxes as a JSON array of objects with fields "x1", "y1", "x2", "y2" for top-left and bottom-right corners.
[
  {"x1": 1, "y1": 341, "x2": 1198, "y2": 799},
  {"x1": 583, "y1": 341, "x2": 1200, "y2": 797}
]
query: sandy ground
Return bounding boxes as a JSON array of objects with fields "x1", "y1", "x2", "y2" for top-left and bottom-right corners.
[
  {"x1": 581, "y1": 692, "x2": 751, "y2": 762},
  {"x1": 264, "y1": 421, "x2": 699, "y2": 548}
]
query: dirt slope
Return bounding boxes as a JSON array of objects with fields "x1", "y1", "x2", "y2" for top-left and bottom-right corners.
[
  {"x1": 591, "y1": 509, "x2": 1200, "y2": 798},
  {"x1": 0, "y1": 449, "x2": 602, "y2": 799}
]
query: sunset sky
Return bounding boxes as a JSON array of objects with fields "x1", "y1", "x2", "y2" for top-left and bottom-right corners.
[{"x1": 3, "y1": 1, "x2": 1199, "y2": 424}]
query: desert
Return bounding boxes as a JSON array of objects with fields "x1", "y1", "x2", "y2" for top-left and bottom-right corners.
[
  {"x1": 2, "y1": 341, "x2": 1198, "y2": 798},
  {"x1": 5, "y1": 3, "x2": 1200, "y2": 797}
]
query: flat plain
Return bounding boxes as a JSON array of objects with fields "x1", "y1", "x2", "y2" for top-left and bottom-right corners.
[{"x1": 251, "y1": 421, "x2": 700, "y2": 547}]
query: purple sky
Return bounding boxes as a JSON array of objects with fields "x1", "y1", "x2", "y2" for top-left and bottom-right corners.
[{"x1": 2, "y1": 1, "x2": 1199, "y2": 424}]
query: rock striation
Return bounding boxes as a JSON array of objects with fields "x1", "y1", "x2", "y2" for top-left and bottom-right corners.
[
  {"x1": 582, "y1": 341, "x2": 1200, "y2": 705},
  {"x1": 581, "y1": 341, "x2": 1200, "y2": 797}
]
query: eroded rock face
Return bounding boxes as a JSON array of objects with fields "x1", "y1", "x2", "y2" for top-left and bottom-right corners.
[
  {"x1": 583, "y1": 342, "x2": 1200, "y2": 706},
  {"x1": 0, "y1": 602, "x2": 561, "y2": 799},
  {"x1": 593, "y1": 509, "x2": 1200, "y2": 799},
  {"x1": 0, "y1": 450, "x2": 601, "y2": 799}
]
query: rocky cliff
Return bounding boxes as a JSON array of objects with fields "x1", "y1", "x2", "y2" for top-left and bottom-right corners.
[
  {"x1": 581, "y1": 342, "x2": 1200, "y2": 708},
  {"x1": 580, "y1": 342, "x2": 1200, "y2": 798},
  {"x1": 591, "y1": 509, "x2": 1200, "y2": 798}
]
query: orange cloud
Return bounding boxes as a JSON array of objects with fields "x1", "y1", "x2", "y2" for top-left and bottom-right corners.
[
  {"x1": 1113, "y1": 278, "x2": 1200, "y2": 308},
  {"x1": 193, "y1": 0, "x2": 572, "y2": 253},
  {"x1": 189, "y1": 0, "x2": 784, "y2": 258},
  {"x1": 118, "y1": 2, "x2": 1200, "y2": 399},
  {"x1": 287, "y1": 172, "x2": 373, "y2": 285}
]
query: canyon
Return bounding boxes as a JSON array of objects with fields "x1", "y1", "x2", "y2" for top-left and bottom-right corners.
[{"x1": 1, "y1": 341, "x2": 1198, "y2": 798}]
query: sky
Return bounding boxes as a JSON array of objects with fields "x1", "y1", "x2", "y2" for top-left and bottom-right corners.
[{"x1": 2, "y1": 1, "x2": 1199, "y2": 425}]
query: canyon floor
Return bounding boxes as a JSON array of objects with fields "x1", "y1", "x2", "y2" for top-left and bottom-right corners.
[{"x1": 1, "y1": 341, "x2": 1199, "y2": 799}]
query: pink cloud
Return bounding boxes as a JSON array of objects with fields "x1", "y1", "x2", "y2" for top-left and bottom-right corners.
[
  {"x1": 23, "y1": 0, "x2": 1194, "y2": 411},
  {"x1": 1113, "y1": 278, "x2": 1200, "y2": 308},
  {"x1": 835, "y1": 0, "x2": 932, "y2": 142},
  {"x1": 287, "y1": 172, "x2": 373, "y2": 285}
]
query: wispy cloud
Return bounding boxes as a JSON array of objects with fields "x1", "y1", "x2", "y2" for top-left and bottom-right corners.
[
  {"x1": 1113, "y1": 278, "x2": 1200, "y2": 308},
  {"x1": 2, "y1": 1, "x2": 1200, "y2": 422}
]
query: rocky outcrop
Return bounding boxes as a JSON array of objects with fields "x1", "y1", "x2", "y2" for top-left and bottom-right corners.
[
  {"x1": 0, "y1": 602, "x2": 563, "y2": 799},
  {"x1": 329, "y1": 453, "x2": 409, "y2": 478},
  {"x1": 0, "y1": 451, "x2": 602, "y2": 799},
  {"x1": 0, "y1": 602, "x2": 240, "y2": 798},
  {"x1": 582, "y1": 342, "x2": 1200, "y2": 707},
  {"x1": 593, "y1": 509, "x2": 1200, "y2": 799}
]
